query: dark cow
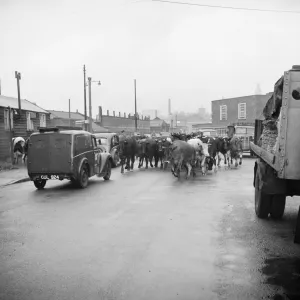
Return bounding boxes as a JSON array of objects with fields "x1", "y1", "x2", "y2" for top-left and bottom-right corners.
[
  {"x1": 136, "y1": 138, "x2": 147, "y2": 168},
  {"x1": 168, "y1": 140, "x2": 196, "y2": 179},
  {"x1": 224, "y1": 136, "x2": 243, "y2": 168},
  {"x1": 154, "y1": 138, "x2": 165, "y2": 169},
  {"x1": 215, "y1": 137, "x2": 228, "y2": 167},
  {"x1": 144, "y1": 138, "x2": 157, "y2": 169},
  {"x1": 119, "y1": 135, "x2": 138, "y2": 173}
]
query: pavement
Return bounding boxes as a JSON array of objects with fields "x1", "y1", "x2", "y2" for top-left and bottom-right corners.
[
  {"x1": 0, "y1": 165, "x2": 30, "y2": 187},
  {"x1": 0, "y1": 158, "x2": 300, "y2": 300}
]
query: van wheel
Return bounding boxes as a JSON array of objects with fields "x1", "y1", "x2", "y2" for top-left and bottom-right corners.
[
  {"x1": 104, "y1": 160, "x2": 112, "y2": 180},
  {"x1": 34, "y1": 179, "x2": 46, "y2": 190},
  {"x1": 77, "y1": 165, "x2": 89, "y2": 188}
]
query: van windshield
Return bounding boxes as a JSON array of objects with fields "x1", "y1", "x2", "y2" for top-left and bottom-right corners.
[{"x1": 100, "y1": 138, "x2": 108, "y2": 145}]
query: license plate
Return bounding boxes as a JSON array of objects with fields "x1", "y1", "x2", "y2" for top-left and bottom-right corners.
[{"x1": 40, "y1": 175, "x2": 59, "y2": 180}]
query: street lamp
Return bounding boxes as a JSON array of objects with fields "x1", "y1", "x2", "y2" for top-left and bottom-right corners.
[{"x1": 87, "y1": 77, "x2": 101, "y2": 132}]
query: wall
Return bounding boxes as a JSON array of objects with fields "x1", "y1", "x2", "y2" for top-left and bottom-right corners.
[
  {"x1": 0, "y1": 108, "x2": 50, "y2": 161},
  {"x1": 211, "y1": 94, "x2": 271, "y2": 127},
  {"x1": 49, "y1": 118, "x2": 78, "y2": 128},
  {"x1": 98, "y1": 115, "x2": 150, "y2": 134}
]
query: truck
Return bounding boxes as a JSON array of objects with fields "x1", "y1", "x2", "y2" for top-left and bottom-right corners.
[{"x1": 250, "y1": 66, "x2": 300, "y2": 240}]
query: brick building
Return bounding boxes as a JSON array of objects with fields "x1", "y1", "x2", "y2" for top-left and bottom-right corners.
[{"x1": 211, "y1": 93, "x2": 271, "y2": 135}]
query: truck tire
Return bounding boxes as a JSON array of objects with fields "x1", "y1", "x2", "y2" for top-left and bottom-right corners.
[
  {"x1": 103, "y1": 160, "x2": 112, "y2": 180},
  {"x1": 77, "y1": 165, "x2": 89, "y2": 188},
  {"x1": 255, "y1": 172, "x2": 271, "y2": 218},
  {"x1": 270, "y1": 195, "x2": 286, "y2": 219},
  {"x1": 34, "y1": 179, "x2": 46, "y2": 190}
]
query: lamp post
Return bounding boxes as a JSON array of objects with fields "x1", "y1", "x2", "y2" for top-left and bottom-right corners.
[
  {"x1": 134, "y1": 79, "x2": 137, "y2": 132},
  {"x1": 83, "y1": 65, "x2": 87, "y2": 131},
  {"x1": 15, "y1": 71, "x2": 21, "y2": 115},
  {"x1": 87, "y1": 77, "x2": 101, "y2": 132}
]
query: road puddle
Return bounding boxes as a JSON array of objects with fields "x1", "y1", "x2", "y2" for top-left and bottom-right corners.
[{"x1": 262, "y1": 257, "x2": 300, "y2": 299}]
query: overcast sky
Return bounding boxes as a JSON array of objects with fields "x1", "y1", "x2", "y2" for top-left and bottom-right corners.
[{"x1": 1, "y1": 0, "x2": 300, "y2": 116}]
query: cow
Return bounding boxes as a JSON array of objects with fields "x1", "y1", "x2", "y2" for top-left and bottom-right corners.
[
  {"x1": 12, "y1": 137, "x2": 25, "y2": 165},
  {"x1": 168, "y1": 140, "x2": 196, "y2": 179},
  {"x1": 224, "y1": 136, "x2": 243, "y2": 168},
  {"x1": 215, "y1": 137, "x2": 228, "y2": 167},
  {"x1": 136, "y1": 138, "x2": 147, "y2": 168},
  {"x1": 23, "y1": 138, "x2": 29, "y2": 163},
  {"x1": 199, "y1": 136, "x2": 218, "y2": 173},
  {"x1": 187, "y1": 138, "x2": 207, "y2": 175},
  {"x1": 144, "y1": 138, "x2": 157, "y2": 169},
  {"x1": 118, "y1": 135, "x2": 138, "y2": 173},
  {"x1": 154, "y1": 138, "x2": 165, "y2": 169}
]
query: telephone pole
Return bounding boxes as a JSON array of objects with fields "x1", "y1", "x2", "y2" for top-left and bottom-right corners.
[
  {"x1": 15, "y1": 71, "x2": 21, "y2": 115},
  {"x1": 69, "y1": 99, "x2": 71, "y2": 126},
  {"x1": 88, "y1": 77, "x2": 92, "y2": 132},
  {"x1": 134, "y1": 79, "x2": 137, "y2": 132},
  {"x1": 83, "y1": 65, "x2": 87, "y2": 131}
]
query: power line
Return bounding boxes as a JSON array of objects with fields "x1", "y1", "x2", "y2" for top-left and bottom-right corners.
[{"x1": 151, "y1": 0, "x2": 300, "y2": 14}]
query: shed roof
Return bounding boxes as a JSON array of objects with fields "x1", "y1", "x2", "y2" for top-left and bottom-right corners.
[
  {"x1": 0, "y1": 95, "x2": 49, "y2": 113},
  {"x1": 150, "y1": 117, "x2": 166, "y2": 127},
  {"x1": 48, "y1": 110, "x2": 85, "y2": 120}
]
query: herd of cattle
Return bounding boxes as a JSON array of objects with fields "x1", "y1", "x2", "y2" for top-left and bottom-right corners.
[
  {"x1": 11, "y1": 131, "x2": 243, "y2": 180},
  {"x1": 118, "y1": 132, "x2": 243, "y2": 179}
]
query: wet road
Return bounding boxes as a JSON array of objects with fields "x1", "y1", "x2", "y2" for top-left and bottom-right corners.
[{"x1": 0, "y1": 158, "x2": 299, "y2": 300}]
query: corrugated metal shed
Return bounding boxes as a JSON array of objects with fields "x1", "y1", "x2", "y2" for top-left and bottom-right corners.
[{"x1": 0, "y1": 95, "x2": 49, "y2": 113}]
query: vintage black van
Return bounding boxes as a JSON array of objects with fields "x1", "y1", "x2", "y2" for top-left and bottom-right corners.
[{"x1": 27, "y1": 128, "x2": 113, "y2": 189}]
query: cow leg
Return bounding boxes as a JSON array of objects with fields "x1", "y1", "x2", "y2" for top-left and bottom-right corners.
[
  {"x1": 200, "y1": 156, "x2": 206, "y2": 175},
  {"x1": 214, "y1": 159, "x2": 218, "y2": 173},
  {"x1": 239, "y1": 152, "x2": 243, "y2": 165},
  {"x1": 154, "y1": 155, "x2": 158, "y2": 168},
  {"x1": 131, "y1": 156, "x2": 135, "y2": 170},
  {"x1": 185, "y1": 163, "x2": 193, "y2": 179},
  {"x1": 149, "y1": 156, "x2": 154, "y2": 168},
  {"x1": 120, "y1": 158, "x2": 125, "y2": 174},
  {"x1": 145, "y1": 157, "x2": 149, "y2": 169},
  {"x1": 235, "y1": 158, "x2": 238, "y2": 168},
  {"x1": 160, "y1": 156, "x2": 163, "y2": 169}
]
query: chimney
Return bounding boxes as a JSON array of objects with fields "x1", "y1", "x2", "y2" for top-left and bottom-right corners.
[
  {"x1": 76, "y1": 109, "x2": 78, "y2": 113},
  {"x1": 155, "y1": 110, "x2": 158, "y2": 118},
  {"x1": 119, "y1": 112, "x2": 121, "y2": 117},
  {"x1": 124, "y1": 112, "x2": 126, "y2": 118},
  {"x1": 168, "y1": 99, "x2": 171, "y2": 115},
  {"x1": 98, "y1": 106, "x2": 102, "y2": 122},
  {"x1": 107, "y1": 110, "x2": 109, "y2": 116},
  {"x1": 113, "y1": 111, "x2": 115, "y2": 117}
]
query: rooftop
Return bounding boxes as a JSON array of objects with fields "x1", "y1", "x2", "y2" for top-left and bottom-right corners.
[
  {"x1": 48, "y1": 110, "x2": 85, "y2": 120},
  {"x1": 0, "y1": 95, "x2": 49, "y2": 113},
  {"x1": 212, "y1": 93, "x2": 272, "y2": 102}
]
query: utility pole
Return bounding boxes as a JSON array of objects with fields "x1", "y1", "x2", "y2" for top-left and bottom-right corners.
[
  {"x1": 88, "y1": 77, "x2": 92, "y2": 133},
  {"x1": 15, "y1": 71, "x2": 21, "y2": 115},
  {"x1": 134, "y1": 79, "x2": 137, "y2": 132},
  {"x1": 8, "y1": 106, "x2": 14, "y2": 165},
  {"x1": 69, "y1": 99, "x2": 71, "y2": 127},
  {"x1": 0, "y1": 78, "x2": 2, "y2": 95},
  {"x1": 83, "y1": 65, "x2": 87, "y2": 131}
]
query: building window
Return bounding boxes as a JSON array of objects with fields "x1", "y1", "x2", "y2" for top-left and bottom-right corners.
[
  {"x1": 238, "y1": 103, "x2": 246, "y2": 119},
  {"x1": 40, "y1": 113, "x2": 46, "y2": 127},
  {"x1": 220, "y1": 105, "x2": 227, "y2": 121},
  {"x1": 4, "y1": 109, "x2": 13, "y2": 130},
  {"x1": 26, "y1": 112, "x2": 34, "y2": 131}
]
